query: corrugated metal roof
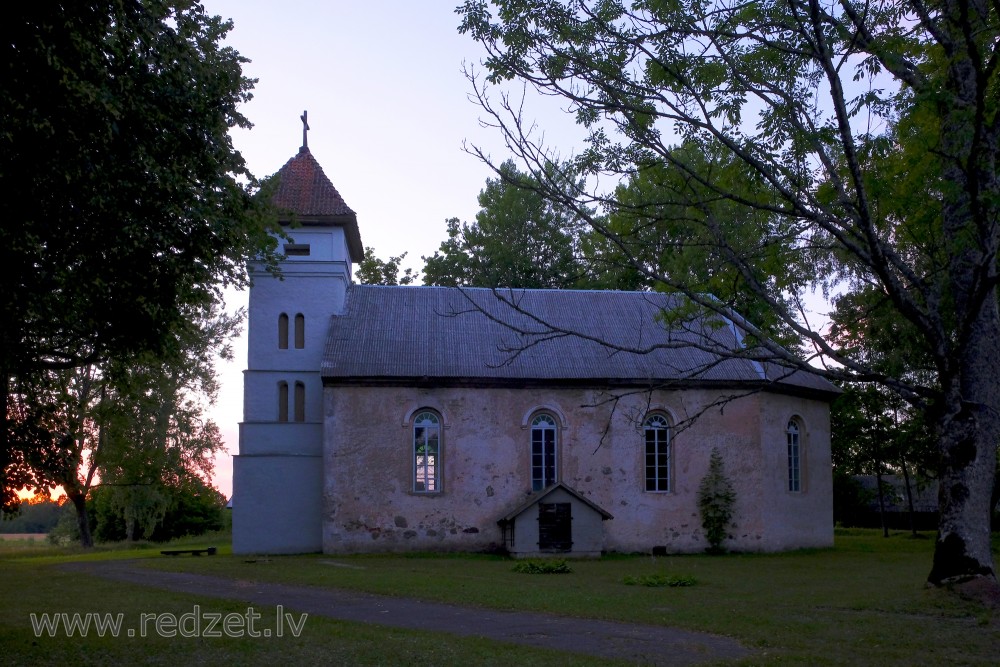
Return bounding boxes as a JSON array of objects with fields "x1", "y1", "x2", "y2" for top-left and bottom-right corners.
[{"x1": 321, "y1": 285, "x2": 838, "y2": 396}]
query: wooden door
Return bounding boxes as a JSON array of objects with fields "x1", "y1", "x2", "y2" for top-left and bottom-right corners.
[{"x1": 538, "y1": 502, "x2": 572, "y2": 552}]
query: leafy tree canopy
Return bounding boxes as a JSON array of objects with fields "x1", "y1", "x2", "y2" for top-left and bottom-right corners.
[
  {"x1": 2, "y1": 2, "x2": 277, "y2": 513},
  {"x1": 457, "y1": 0, "x2": 1000, "y2": 586},
  {"x1": 422, "y1": 160, "x2": 594, "y2": 288},
  {"x1": 90, "y1": 475, "x2": 226, "y2": 543},
  {"x1": 8, "y1": 304, "x2": 236, "y2": 546},
  {"x1": 355, "y1": 248, "x2": 419, "y2": 286},
  {"x1": 1, "y1": 2, "x2": 275, "y2": 373}
]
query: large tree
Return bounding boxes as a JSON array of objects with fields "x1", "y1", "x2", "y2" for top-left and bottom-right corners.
[
  {"x1": 457, "y1": 0, "x2": 1000, "y2": 586},
  {"x1": 422, "y1": 159, "x2": 594, "y2": 288},
  {"x1": 8, "y1": 305, "x2": 236, "y2": 547},
  {"x1": 1, "y1": 2, "x2": 276, "y2": 512}
]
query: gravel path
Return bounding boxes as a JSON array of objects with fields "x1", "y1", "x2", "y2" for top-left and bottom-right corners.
[{"x1": 63, "y1": 560, "x2": 752, "y2": 666}]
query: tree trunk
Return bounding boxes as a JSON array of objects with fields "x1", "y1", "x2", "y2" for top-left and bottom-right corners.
[
  {"x1": 929, "y1": 416, "x2": 998, "y2": 584},
  {"x1": 927, "y1": 2, "x2": 1000, "y2": 583},
  {"x1": 872, "y1": 434, "x2": 888, "y2": 538},
  {"x1": 68, "y1": 489, "x2": 93, "y2": 548},
  {"x1": 992, "y1": 459, "x2": 1000, "y2": 532},
  {"x1": 1, "y1": 368, "x2": 10, "y2": 512},
  {"x1": 900, "y1": 458, "x2": 917, "y2": 537},
  {"x1": 928, "y1": 302, "x2": 1000, "y2": 584},
  {"x1": 875, "y1": 467, "x2": 888, "y2": 538}
]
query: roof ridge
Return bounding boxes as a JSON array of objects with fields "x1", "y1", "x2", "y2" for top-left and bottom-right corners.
[{"x1": 352, "y1": 284, "x2": 668, "y2": 295}]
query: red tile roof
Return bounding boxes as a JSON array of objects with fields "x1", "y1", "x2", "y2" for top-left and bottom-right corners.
[{"x1": 271, "y1": 147, "x2": 355, "y2": 217}]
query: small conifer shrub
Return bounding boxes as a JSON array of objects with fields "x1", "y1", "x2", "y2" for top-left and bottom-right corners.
[{"x1": 697, "y1": 447, "x2": 736, "y2": 553}]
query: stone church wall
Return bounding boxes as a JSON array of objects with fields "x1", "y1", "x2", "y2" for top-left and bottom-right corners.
[{"x1": 322, "y1": 384, "x2": 832, "y2": 554}]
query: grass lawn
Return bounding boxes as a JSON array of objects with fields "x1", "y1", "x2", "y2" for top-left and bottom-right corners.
[{"x1": 1, "y1": 529, "x2": 998, "y2": 665}]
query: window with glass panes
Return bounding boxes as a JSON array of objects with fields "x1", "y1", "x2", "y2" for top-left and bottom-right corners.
[
  {"x1": 531, "y1": 414, "x2": 557, "y2": 491},
  {"x1": 644, "y1": 414, "x2": 670, "y2": 491},
  {"x1": 787, "y1": 420, "x2": 801, "y2": 492},
  {"x1": 413, "y1": 411, "x2": 440, "y2": 492}
]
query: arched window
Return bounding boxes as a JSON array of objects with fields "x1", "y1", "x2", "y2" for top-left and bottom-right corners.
[
  {"x1": 277, "y1": 382, "x2": 288, "y2": 422},
  {"x1": 278, "y1": 313, "x2": 289, "y2": 350},
  {"x1": 787, "y1": 420, "x2": 801, "y2": 492},
  {"x1": 294, "y1": 313, "x2": 305, "y2": 349},
  {"x1": 531, "y1": 413, "x2": 558, "y2": 491},
  {"x1": 413, "y1": 411, "x2": 441, "y2": 493},
  {"x1": 644, "y1": 414, "x2": 671, "y2": 492},
  {"x1": 294, "y1": 382, "x2": 305, "y2": 422}
]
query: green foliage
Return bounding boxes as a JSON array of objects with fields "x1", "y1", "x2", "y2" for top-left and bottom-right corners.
[
  {"x1": 1, "y1": 1, "x2": 272, "y2": 373},
  {"x1": 92, "y1": 477, "x2": 225, "y2": 543},
  {"x1": 511, "y1": 558, "x2": 573, "y2": 574},
  {"x1": 0, "y1": 498, "x2": 63, "y2": 533},
  {"x1": 355, "y1": 247, "x2": 419, "y2": 285},
  {"x1": 8, "y1": 302, "x2": 236, "y2": 546},
  {"x1": 91, "y1": 485, "x2": 168, "y2": 542},
  {"x1": 832, "y1": 469, "x2": 877, "y2": 527},
  {"x1": 831, "y1": 385, "x2": 935, "y2": 473},
  {"x1": 622, "y1": 573, "x2": 696, "y2": 587},
  {"x1": 607, "y1": 144, "x2": 805, "y2": 347},
  {"x1": 422, "y1": 160, "x2": 595, "y2": 288},
  {"x1": 830, "y1": 383, "x2": 936, "y2": 532},
  {"x1": 47, "y1": 503, "x2": 82, "y2": 546},
  {"x1": 697, "y1": 448, "x2": 736, "y2": 553},
  {"x1": 456, "y1": 0, "x2": 1000, "y2": 582},
  {"x1": 2, "y1": 1, "x2": 277, "y2": 515}
]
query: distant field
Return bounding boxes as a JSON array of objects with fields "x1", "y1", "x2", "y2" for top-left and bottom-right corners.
[{"x1": 0, "y1": 533, "x2": 47, "y2": 541}]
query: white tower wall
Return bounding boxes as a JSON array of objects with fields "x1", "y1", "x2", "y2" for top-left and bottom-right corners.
[{"x1": 233, "y1": 225, "x2": 352, "y2": 554}]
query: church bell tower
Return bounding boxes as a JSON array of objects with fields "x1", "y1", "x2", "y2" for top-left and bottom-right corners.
[{"x1": 233, "y1": 112, "x2": 363, "y2": 554}]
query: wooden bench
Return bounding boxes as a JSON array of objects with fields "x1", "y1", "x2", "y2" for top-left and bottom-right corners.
[{"x1": 160, "y1": 547, "x2": 217, "y2": 556}]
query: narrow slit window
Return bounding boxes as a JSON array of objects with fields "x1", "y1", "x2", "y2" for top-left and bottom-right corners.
[
  {"x1": 294, "y1": 382, "x2": 305, "y2": 422},
  {"x1": 283, "y1": 243, "x2": 310, "y2": 256},
  {"x1": 787, "y1": 420, "x2": 801, "y2": 492},
  {"x1": 294, "y1": 313, "x2": 305, "y2": 349},
  {"x1": 277, "y1": 382, "x2": 288, "y2": 422},
  {"x1": 278, "y1": 313, "x2": 289, "y2": 350}
]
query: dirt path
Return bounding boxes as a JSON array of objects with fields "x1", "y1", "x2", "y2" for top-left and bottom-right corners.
[{"x1": 63, "y1": 560, "x2": 752, "y2": 666}]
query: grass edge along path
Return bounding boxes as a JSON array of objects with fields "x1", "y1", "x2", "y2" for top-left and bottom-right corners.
[
  {"x1": 58, "y1": 558, "x2": 752, "y2": 667},
  {"x1": 2, "y1": 529, "x2": 999, "y2": 665},
  {"x1": 0, "y1": 558, "x2": 630, "y2": 667},
  {"x1": 140, "y1": 529, "x2": 1000, "y2": 665}
]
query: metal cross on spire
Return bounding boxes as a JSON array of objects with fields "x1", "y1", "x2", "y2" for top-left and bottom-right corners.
[{"x1": 300, "y1": 110, "x2": 309, "y2": 149}]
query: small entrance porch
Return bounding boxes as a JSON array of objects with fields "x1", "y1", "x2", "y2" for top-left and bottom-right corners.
[{"x1": 497, "y1": 483, "x2": 613, "y2": 558}]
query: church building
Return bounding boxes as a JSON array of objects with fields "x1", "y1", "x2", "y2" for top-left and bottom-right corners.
[{"x1": 232, "y1": 129, "x2": 836, "y2": 556}]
